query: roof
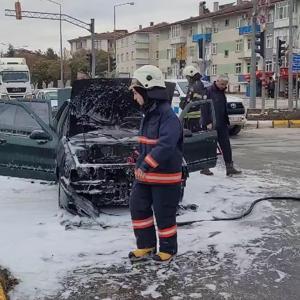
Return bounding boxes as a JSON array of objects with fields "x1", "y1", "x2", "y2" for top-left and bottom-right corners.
[
  {"x1": 68, "y1": 30, "x2": 127, "y2": 43},
  {"x1": 154, "y1": 0, "x2": 282, "y2": 30},
  {"x1": 116, "y1": 22, "x2": 169, "y2": 40}
]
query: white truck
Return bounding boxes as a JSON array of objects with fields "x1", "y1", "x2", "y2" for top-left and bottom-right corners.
[{"x1": 0, "y1": 57, "x2": 32, "y2": 100}]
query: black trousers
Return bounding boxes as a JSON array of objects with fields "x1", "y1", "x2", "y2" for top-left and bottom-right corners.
[
  {"x1": 129, "y1": 182, "x2": 181, "y2": 255},
  {"x1": 217, "y1": 127, "x2": 233, "y2": 164}
]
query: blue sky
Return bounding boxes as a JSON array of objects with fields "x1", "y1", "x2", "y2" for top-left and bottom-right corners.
[{"x1": 0, "y1": 0, "x2": 231, "y2": 53}]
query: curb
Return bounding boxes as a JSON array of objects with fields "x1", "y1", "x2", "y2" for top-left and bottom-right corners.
[{"x1": 245, "y1": 120, "x2": 300, "y2": 129}]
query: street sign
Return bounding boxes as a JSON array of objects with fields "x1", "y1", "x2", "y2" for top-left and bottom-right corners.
[{"x1": 293, "y1": 54, "x2": 300, "y2": 72}]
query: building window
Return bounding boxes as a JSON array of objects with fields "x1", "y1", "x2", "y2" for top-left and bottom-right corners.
[
  {"x1": 235, "y1": 63, "x2": 242, "y2": 74},
  {"x1": 126, "y1": 52, "x2": 129, "y2": 61},
  {"x1": 267, "y1": 10, "x2": 274, "y2": 23},
  {"x1": 171, "y1": 24, "x2": 181, "y2": 38},
  {"x1": 131, "y1": 51, "x2": 134, "y2": 60},
  {"x1": 212, "y1": 43, "x2": 217, "y2": 55},
  {"x1": 276, "y1": 2, "x2": 288, "y2": 20},
  {"x1": 236, "y1": 17, "x2": 242, "y2": 28},
  {"x1": 117, "y1": 54, "x2": 120, "y2": 63},
  {"x1": 213, "y1": 21, "x2": 218, "y2": 33},
  {"x1": 247, "y1": 62, "x2": 258, "y2": 73},
  {"x1": 171, "y1": 45, "x2": 176, "y2": 58},
  {"x1": 224, "y1": 50, "x2": 229, "y2": 58},
  {"x1": 247, "y1": 39, "x2": 252, "y2": 50},
  {"x1": 76, "y1": 41, "x2": 82, "y2": 49},
  {"x1": 167, "y1": 49, "x2": 172, "y2": 59},
  {"x1": 236, "y1": 40, "x2": 242, "y2": 52},
  {"x1": 266, "y1": 61, "x2": 273, "y2": 72},
  {"x1": 189, "y1": 46, "x2": 195, "y2": 57},
  {"x1": 212, "y1": 65, "x2": 217, "y2": 75},
  {"x1": 156, "y1": 51, "x2": 159, "y2": 59},
  {"x1": 121, "y1": 39, "x2": 124, "y2": 47},
  {"x1": 225, "y1": 19, "x2": 230, "y2": 26},
  {"x1": 266, "y1": 35, "x2": 273, "y2": 48}
]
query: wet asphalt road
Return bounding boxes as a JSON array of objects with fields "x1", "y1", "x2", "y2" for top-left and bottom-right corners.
[{"x1": 45, "y1": 128, "x2": 300, "y2": 300}]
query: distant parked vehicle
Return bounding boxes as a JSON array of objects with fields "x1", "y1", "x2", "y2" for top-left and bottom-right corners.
[
  {"x1": 0, "y1": 57, "x2": 33, "y2": 100},
  {"x1": 36, "y1": 88, "x2": 59, "y2": 114}
]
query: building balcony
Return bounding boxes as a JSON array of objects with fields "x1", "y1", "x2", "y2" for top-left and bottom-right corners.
[
  {"x1": 170, "y1": 36, "x2": 187, "y2": 45},
  {"x1": 136, "y1": 58, "x2": 150, "y2": 65},
  {"x1": 135, "y1": 42, "x2": 150, "y2": 49},
  {"x1": 237, "y1": 49, "x2": 252, "y2": 59},
  {"x1": 239, "y1": 25, "x2": 260, "y2": 36}
]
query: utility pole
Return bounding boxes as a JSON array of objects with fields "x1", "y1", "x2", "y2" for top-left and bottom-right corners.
[
  {"x1": 274, "y1": 37, "x2": 280, "y2": 109},
  {"x1": 288, "y1": 0, "x2": 294, "y2": 110},
  {"x1": 90, "y1": 18, "x2": 96, "y2": 78},
  {"x1": 250, "y1": 0, "x2": 258, "y2": 109}
]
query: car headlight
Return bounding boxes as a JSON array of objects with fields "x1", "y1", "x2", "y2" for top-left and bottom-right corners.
[
  {"x1": 25, "y1": 93, "x2": 33, "y2": 100},
  {"x1": 0, "y1": 93, "x2": 10, "y2": 100}
]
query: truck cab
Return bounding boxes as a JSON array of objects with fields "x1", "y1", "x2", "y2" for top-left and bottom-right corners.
[{"x1": 0, "y1": 58, "x2": 32, "y2": 100}]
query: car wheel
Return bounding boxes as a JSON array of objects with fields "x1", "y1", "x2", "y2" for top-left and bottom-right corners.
[{"x1": 229, "y1": 125, "x2": 242, "y2": 136}]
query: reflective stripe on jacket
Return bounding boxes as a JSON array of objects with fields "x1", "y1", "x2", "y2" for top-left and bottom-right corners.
[{"x1": 136, "y1": 101, "x2": 183, "y2": 185}]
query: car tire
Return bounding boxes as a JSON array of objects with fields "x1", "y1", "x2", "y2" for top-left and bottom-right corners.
[
  {"x1": 229, "y1": 125, "x2": 242, "y2": 136},
  {"x1": 58, "y1": 179, "x2": 63, "y2": 209}
]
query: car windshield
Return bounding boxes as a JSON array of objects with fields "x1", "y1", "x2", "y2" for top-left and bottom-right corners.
[
  {"x1": 178, "y1": 81, "x2": 189, "y2": 95},
  {"x1": 22, "y1": 102, "x2": 50, "y2": 125},
  {"x1": 1, "y1": 71, "x2": 29, "y2": 83},
  {"x1": 44, "y1": 91, "x2": 58, "y2": 100}
]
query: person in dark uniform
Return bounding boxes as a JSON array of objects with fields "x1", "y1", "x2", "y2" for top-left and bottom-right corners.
[
  {"x1": 202, "y1": 75, "x2": 242, "y2": 177},
  {"x1": 181, "y1": 65, "x2": 206, "y2": 109},
  {"x1": 128, "y1": 65, "x2": 183, "y2": 263}
]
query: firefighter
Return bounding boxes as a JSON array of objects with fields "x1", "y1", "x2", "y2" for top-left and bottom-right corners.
[
  {"x1": 128, "y1": 65, "x2": 183, "y2": 263},
  {"x1": 181, "y1": 65, "x2": 206, "y2": 108},
  {"x1": 180, "y1": 65, "x2": 207, "y2": 133}
]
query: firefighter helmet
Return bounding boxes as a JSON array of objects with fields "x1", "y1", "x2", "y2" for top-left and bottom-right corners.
[
  {"x1": 183, "y1": 65, "x2": 200, "y2": 78},
  {"x1": 130, "y1": 65, "x2": 166, "y2": 90}
]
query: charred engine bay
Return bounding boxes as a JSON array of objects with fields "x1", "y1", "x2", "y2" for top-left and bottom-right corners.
[{"x1": 68, "y1": 78, "x2": 141, "y2": 137}]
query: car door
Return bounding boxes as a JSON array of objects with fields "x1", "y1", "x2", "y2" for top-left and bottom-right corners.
[
  {"x1": 0, "y1": 101, "x2": 57, "y2": 180},
  {"x1": 179, "y1": 100, "x2": 218, "y2": 172}
]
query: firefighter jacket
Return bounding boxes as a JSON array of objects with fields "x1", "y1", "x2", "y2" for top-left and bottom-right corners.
[{"x1": 136, "y1": 100, "x2": 183, "y2": 185}]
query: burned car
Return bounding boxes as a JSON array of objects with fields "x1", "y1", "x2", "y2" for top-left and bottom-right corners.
[
  {"x1": 0, "y1": 79, "x2": 218, "y2": 217},
  {"x1": 56, "y1": 79, "x2": 218, "y2": 216}
]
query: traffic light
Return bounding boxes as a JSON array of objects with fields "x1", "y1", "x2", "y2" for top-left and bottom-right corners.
[
  {"x1": 277, "y1": 39, "x2": 287, "y2": 67},
  {"x1": 110, "y1": 56, "x2": 116, "y2": 70},
  {"x1": 86, "y1": 53, "x2": 92, "y2": 71},
  {"x1": 255, "y1": 31, "x2": 265, "y2": 58},
  {"x1": 15, "y1": 1, "x2": 22, "y2": 20}
]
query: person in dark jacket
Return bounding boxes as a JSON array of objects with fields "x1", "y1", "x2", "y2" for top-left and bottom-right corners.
[
  {"x1": 128, "y1": 65, "x2": 183, "y2": 263},
  {"x1": 201, "y1": 74, "x2": 242, "y2": 177}
]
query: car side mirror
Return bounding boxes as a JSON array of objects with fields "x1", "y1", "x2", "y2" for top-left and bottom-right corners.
[{"x1": 29, "y1": 130, "x2": 51, "y2": 140}]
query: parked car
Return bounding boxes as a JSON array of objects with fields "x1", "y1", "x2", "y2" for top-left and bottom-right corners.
[
  {"x1": 0, "y1": 99, "x2": 57, "y2": 181},
  {"x1": 0, "y1": 79, "x2": 218, "y2": 217},
  {"x1": 35, "y1": 88, "x2": 59, "y2": 114},
  {"x1": 167, "y1": 79, "x2": 247, "y2": 136}
]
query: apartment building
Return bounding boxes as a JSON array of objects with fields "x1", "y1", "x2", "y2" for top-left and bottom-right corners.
[
  {"x1": 68, "y1": 31, "x2": 127, "y2": 55},
  {"x1": 115, "y1": 23, "x2": 166, "y2": 77}
]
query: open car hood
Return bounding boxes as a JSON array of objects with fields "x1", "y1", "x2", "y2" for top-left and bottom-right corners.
[{"x1": 68, "y1": 79, "x2": 176, "y2": 137}]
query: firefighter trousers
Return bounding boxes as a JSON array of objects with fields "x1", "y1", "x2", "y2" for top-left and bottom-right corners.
[{"x1": 129, "y1": 182, "x2": 181, "y2": 255}]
